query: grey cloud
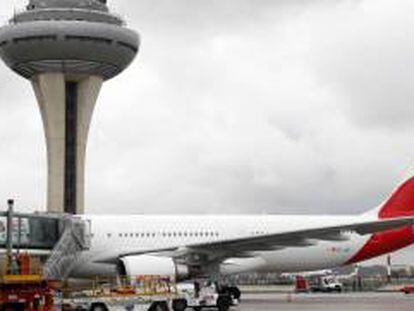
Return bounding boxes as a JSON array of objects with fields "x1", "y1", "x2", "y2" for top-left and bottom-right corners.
[{"x1": 307, "y1": 0, "x2": 414, "y2": 129}]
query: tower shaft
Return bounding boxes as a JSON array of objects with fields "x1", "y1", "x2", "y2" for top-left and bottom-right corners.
[{"x1": 32, "y1": 73, "x2": 102, "y2": 214}]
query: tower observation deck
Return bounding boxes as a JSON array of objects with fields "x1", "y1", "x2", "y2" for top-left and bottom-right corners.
[{"x1": 0, "y1": 0, "x2": 139, "y2": 214}]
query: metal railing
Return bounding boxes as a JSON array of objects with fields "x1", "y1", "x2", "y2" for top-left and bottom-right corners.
[{"x1": 43, "y1": 217, "x2": 90, "y2": 280}]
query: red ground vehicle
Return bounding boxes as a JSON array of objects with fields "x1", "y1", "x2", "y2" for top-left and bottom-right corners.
[
  {"x1": 0, "y1": 254, "x2": 56, "y2": 310},
  {"x1": 295, "y1": 276, "x2": 309, "y2": 292},
  {"x1": 0, "y1": 277, "x2": 54, "y2": 310},
  {"x1": 401, "y1": 286, "x2": 414, "y2": 294}
]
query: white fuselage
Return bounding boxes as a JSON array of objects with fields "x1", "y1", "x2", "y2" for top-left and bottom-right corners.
[{"x1": 71, "y1": 215, "x2": 371, "y2": 278}]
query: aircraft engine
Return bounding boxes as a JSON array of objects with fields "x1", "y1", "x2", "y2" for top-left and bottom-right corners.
[{"x1": 118, "y1": 255, "x2": 189, "y2": 281}]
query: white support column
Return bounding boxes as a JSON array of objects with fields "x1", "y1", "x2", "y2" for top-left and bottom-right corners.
[
  {"x1": 76, "y1": 76, "x2": 103, "y2": 214},
  {"x1": 31, "y1": 73, "x2": 103, "y2": 214},
  {"x1": 32, "y1": 73, "x2": 66, "y2": 214}
]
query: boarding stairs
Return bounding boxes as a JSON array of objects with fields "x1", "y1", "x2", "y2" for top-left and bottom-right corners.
[{"x1": 43, "y1": 217, "x2": 91, "y2": 280}]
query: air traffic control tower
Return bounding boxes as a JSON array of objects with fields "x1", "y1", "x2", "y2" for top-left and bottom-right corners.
[{"x1": 0, "y1": 0, "x2": 139, "y2": 214}]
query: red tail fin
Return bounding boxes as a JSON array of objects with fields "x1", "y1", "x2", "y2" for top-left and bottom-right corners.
[
  {"x1": 347, "y1": 169, "x2": 414, "y2": 264},
  {"x1": 379, "y1": 176, "x2": 414, "y2": 219}
]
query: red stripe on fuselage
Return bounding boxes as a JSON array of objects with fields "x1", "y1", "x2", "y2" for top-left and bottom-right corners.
[{"x1": 346, "y1": 177, "x2": 414, "y2": 264}]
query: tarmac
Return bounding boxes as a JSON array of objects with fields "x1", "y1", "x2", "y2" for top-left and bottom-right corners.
[{"x1": 235, "y1": 292, "x2": 414, "y2": 311}]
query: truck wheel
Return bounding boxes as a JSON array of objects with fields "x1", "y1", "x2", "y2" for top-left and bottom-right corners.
[
  {"x1": 172, "y1": 299, "x2": 187, "y2": 311},
  {"x1": 89, "y1": 303, "x2": 109, "y2": 311},
  {"x1": 4, "y1": 303, "x2": 24, "y2": 311},
  {"x1": 220, "y1": 285, "x2": 241, "y2": 302},
  {"x1": 224, "y1": 286, "x2": 241, "y2": 301},
  {"x1": 217, "y1": 295, "x2": 231, "y2": 311},
  {"x1": 229, "y1": 286, "x2": 241, "y2": 300},
  {"x1": 149, "y1": 302, "x2": 169, "y2": 311}
]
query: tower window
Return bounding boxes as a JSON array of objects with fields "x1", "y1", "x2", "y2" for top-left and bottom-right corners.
[
  {"x1": 66, "y1": 35, "x2": 112, "y2": 44},
  {"x1": 13, "y1": 35, "x2": 57, "y2": 43}
]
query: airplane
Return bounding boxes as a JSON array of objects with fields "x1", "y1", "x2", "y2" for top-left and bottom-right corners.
[
  {"x1": 2, "y1": 167, "x2": 414, "y2": 306},
  {"x1": 69, "y1": 168, "x2": 414, "y2": 289}
]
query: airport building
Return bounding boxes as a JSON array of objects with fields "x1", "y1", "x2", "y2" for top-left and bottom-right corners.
[{"x1": 0, "y1": 0, "x2": 139, "y2": 214}]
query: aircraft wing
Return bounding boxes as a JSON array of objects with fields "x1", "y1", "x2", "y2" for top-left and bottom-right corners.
[
  {"x1": 186, "y1": 216, "x2": 414, "y2": 257},
  {"x1": 100, "y1": 216, "x2": 414, "y2": 265}
]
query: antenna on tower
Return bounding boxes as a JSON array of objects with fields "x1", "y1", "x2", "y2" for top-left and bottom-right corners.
[{"x1": 12, "y1": 5, "x2": 16, "y2": 24}]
